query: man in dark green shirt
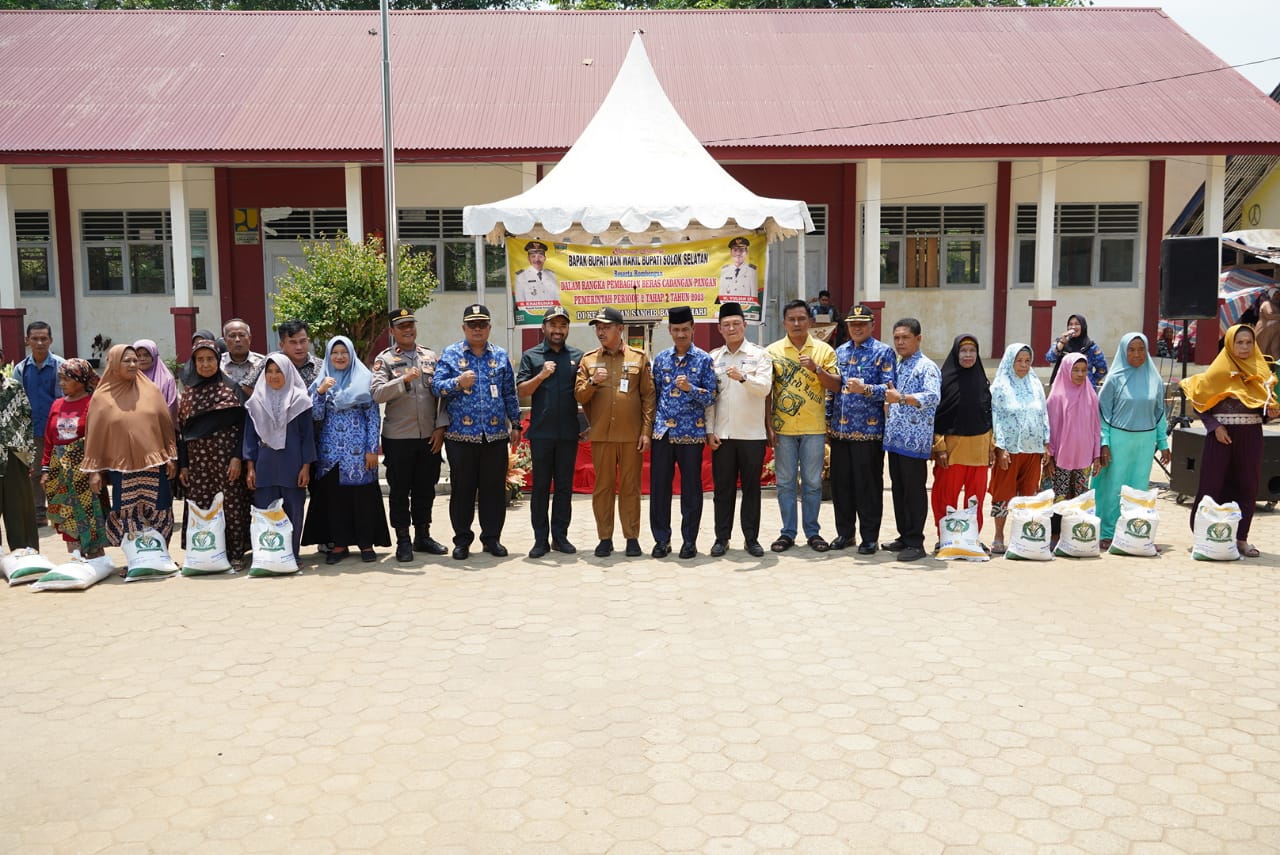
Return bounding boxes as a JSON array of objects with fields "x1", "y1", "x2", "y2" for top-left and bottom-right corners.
[{"x1": 516, "y1": 307, "x2": 585, "y2": 557}]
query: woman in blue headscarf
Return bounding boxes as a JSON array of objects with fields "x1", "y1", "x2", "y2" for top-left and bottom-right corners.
[
  {"x1": 301, "y1": 336, "x2": 389, "y2": 564},
  {"x1": 987, "y1": 343, "x2": 1050, "y2": 553},
  {"x1": 1091, "y1": 332, "x2": 1171, "y2": 547}
]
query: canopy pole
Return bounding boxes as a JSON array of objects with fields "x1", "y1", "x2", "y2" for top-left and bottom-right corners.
[{"x1": 379, "y1": 0, "x2": 399, "y2": 311}]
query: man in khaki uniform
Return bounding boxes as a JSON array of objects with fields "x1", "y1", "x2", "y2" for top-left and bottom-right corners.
[{"x1": 574, "y1": 307, "x2": 656, "y2": 558}]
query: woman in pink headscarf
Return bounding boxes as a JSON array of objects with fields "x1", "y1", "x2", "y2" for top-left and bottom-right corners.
[
  {"x1": 132, "y1": 339, "x2": 179, "y2": 424},
  {"x1": 1045, "y1": 352, "x2": 1102, "y2": 548}
]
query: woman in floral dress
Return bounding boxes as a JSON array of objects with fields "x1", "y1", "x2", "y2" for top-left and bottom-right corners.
[{"x1": 40, "y1": 358, "x2": 108, "y2": 558}]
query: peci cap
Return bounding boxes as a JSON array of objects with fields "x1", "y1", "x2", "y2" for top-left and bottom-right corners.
[
  {"x1": 525, "y1": 240, "x2": 549, "y2": 254},
  {"x1": 389, "y1": 307, "x2": 417, "y2": 326},
  {"x1": 718, "y1": 302, "x2": 745, "y2": 321},
  {"x1": 588, "y1": 307, "x2": 625, "y2": 326},
  {"x1": 845, "y1": 303, "x2": 876, "y2": 323},
  {"x1": 463, "y1": 304, "x2": 491, "y2": 322},
  {"x1": 668, "y1": 306, "x2": 694, "y2": 326},
  {"x1": 727, "y1": 236, "x2": 750, "y2": 250},
  {"x1": 542, "y1": 306, "x2": 570, "y2": 322}
]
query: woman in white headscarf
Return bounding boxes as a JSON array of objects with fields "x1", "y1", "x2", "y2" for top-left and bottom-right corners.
[
  {"x1": 244, "y1": 353, "x2": 316, "y2": 558},
  {"x1": 987, "y1": 343, "x2": 1050, "y2": 553}
]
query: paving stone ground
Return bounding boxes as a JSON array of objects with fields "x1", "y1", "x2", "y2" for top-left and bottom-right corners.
[{"x1": 2, "y1": 468, "x2": 1279, "y2": 854}]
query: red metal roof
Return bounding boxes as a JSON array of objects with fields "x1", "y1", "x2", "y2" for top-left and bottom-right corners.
[{"x1": 3, "y1": 8, "x2": 1280, "y2": 160}]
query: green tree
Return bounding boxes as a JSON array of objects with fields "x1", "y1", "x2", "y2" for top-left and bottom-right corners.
[{"x1": 271, "y1": 234, "x2": 437, "y2": 365}]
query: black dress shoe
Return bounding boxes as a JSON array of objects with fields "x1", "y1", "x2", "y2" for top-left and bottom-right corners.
[
  {"x1": 746, "y1": 541, "x2": 765, "y2": 557},
  {"x1": 898, "y1": 546, "x2": 927, "y2": 561},
  {"x1": 829, "y1": 536, "x2": 852, "y2": 551},
  {"x1": 325, "y1": 548, "x2": 348, "y2": 565},
  {"x1": 882, "y1": 539, "x2": 907, "y2": 551},
  {"x1": 529, "y1": 542, "x2": 550, "y2": 558},
  {"x1": 395, "y1": 541, "x2": 414, "y2": 563},
  {"x1": 483, "y1": 541, "x2": 508, "y2": 557},
  {"x1": 415, "y1": 534, "x2": 448, "y2": 555},
  {"x1": 651, "y1": 542, "x2": 672, "y2": 558},
  {"x1": 360, "y1": 549, "x2": 377, "y2": 563},
  {"x1": 857, "y1": 543, "x2": 877, "y2": 555},
  {"x1": 625, "y1": 539, "x2": 642, "y2": 557},
  {"x1": 710, "y1": 540, "x2": 728, "y2": 557},
  {"x1": 452, "y1": 545, "x2": 469, "y2": 560},
  {"x1": 678, "y1": 543, "x2": 697, "y2": 560},
  {"x1": 552, "y1": 539, "x2": 577, "y2": 554},
  {"x1": 595, "y1": 540, "x2": 614, "y2": 558},
  {"x1": 807, "y1": 535, "x2": 830, "y2": 553}
]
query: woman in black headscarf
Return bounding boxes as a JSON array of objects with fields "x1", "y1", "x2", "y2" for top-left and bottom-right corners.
[
  {"x1": 1044, "y1": 313, "x2": 1108, "y2": 389},
  {"x1": 931, "y1": 333, "x2": 994, "y2": 541}
]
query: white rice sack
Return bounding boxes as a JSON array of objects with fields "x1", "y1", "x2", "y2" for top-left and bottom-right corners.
[
  {"x1": 1191, "y1": 496, "x2": 1241, "y2": 562},
  {"x1": 248, "y1": 500, "x2": 298, "y2": 577},
  {"x1": 1006, "y1": 489, "x2": 1055, "y2": 561},
  {"x1": 937, "y1": 497, "x2": 988, "y2": 561},
  {"x1": 1109, "y1": 485, "x2": 1160, "y2": 557},
  {"x1": 121, "y1": 528, "x2": 179, "y2": 581},
  {"x1": 31, "y1": 555, "x2": 116, "y2": 592},
  {"x1": 1053, "y1": 490, "x2": 1101, "y2": 558},
  {"x1": 182, "y1": 492, "x2": 232, "y2": 576},
  {"x1": 3, "y1": 548, "x2": 56, "y2": 586}
]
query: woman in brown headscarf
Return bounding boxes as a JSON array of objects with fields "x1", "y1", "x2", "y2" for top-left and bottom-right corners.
[{"x1": 82, "y1": 345, "x2": 179, "y2": 547}]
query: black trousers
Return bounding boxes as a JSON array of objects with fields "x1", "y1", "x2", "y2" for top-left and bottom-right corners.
[
  {"x1": 446, "y1": 438, "x2": 509, "y2": 547},
  {"x1": 649, "y1": 437, "x2": 705, "y2": 546},
  {"x1": 382, "y1": 436, "x2": 441, "y2": 533},
  {"x1": 888, "y1": 452, "x2": 928, "y2": 549},
  {"x1": 830, "y1": 438, "x2": 884, "y2": 546},
  {"x1": 529, "y1": 438, "x2": 577, "y2": 544},
  {"x1": 711, "y1": 439, "x2": 766, "y2": 543}
]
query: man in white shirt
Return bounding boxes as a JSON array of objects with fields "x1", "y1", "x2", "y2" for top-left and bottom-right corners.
[
  {"x1": 705, "y1": 302, "x2": 773, "y2": 557},
  {"x1": 512, "y1": 240, "x2": 561, "y2": 308},
  {"x1": 717, "y1": 236, "x2": 759, "y2": 305}
]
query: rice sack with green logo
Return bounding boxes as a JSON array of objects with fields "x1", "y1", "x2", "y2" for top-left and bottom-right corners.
[
  {"x1": 1109, "y1": 485, "x2": 1160, "y2": 557},
  {"x1": 248, "y1": 500, "x2": 299, "y2": 577},
  {"x1": 1006, "y1": 489, "x2": 1055, "y2": 561},
  {"x1": 182, "y1": 492, "x2": 233, "y2": 575},
  {"x1": 31, "y1": 555, "x2": 117, "y2": 591},
  {"x1": 122, "y1": 527, "x2": 180, "y2": 580},
  {"x1": 2, "y1": 548, "x2": 56, "y2": 586},
  {"x1": 1052, "y1": 489, "x2": 1101, "y2": 558},
  {"x1": 1191, "y1": 496, "x2": 1242, "y2": 562},
  {"x1": 937, "y1": 497, "x2": 988, "y2": 561}
]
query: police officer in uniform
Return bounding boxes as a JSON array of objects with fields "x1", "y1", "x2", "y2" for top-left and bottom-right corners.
[
  {"x1": 718, "y1": 236, "x2": 759, "y2": 304},
  {"x1": 513, "y1": 240, "x2": 561, "y2": 307},
  {"x1": 370, "y1": 308, "x2": 449, "y2": 562}
]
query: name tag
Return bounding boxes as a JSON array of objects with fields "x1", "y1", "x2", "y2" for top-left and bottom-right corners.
[
  {"x1": 489, "y1": 384, "x2": 498, "y2": 398},
  {"x1": 619, "y1": 378, "x2": 630, "y2": 394}
]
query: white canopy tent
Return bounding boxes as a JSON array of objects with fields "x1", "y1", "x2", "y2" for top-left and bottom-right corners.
[{"x1": 463, "y1": 31, "x2": 814, "y2": 340}]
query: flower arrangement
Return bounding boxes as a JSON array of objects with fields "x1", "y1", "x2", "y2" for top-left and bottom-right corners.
[{"x1": 507, "y1": 439, "x2": 532, "y2": 506}]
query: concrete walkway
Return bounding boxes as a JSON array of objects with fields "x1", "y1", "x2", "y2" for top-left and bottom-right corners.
[{"x1": 2, "y1": 479, "x2": 1278, "y2": 854}]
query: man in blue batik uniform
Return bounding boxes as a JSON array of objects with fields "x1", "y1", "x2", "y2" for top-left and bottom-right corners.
[
  {"x1": 432, "y1": 304, "x2": 522, "y2": 561},
  {"x1": 882, "y1": 317, "x2": 941, "y2": 563},
  {"x1": 828, "y1": 304, "x2": 895, "y2": 555},
  {"x1": 649, "y1": 306, "x2": 718, "y2": 559}
]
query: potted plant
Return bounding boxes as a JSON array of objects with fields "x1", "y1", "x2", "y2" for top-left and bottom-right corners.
[{"x1": 88, "y1": 334, "x2": 112, "y2": 369}]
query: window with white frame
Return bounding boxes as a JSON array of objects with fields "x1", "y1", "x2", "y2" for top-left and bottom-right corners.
[
  {"x1": 1016, "y1": 203, "x2": 1140, "y2": 287},
  {"x1": 16, "y1": 211, "x2": 53, "y2": 295},
  {"x1": 81, "y1": 210, "x2": 210, "y2": 294},
  {"x1": 875, "y1": 205, "x2": 985, "y2": 288},
  {"x1": 263, "y1": 208, "x2": 347, "y2": 241},
  {"x1": 398, "y1": 208, "x2": 506, "y2": 293}
]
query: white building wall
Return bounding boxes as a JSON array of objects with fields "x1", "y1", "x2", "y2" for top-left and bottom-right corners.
[{"x1": 65, "y1": 166, "x2": 220, "y2": 361}]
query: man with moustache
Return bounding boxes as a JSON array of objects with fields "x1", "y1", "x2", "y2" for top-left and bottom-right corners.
[
  {"x1": 219, "y1": 318, "x2": 265, "y2": 392},
  {"x1": 575, "y1": 307, "x2": 656, "y2": 558},
  {"x1": 517, "y1": 306, "x2": 583, "y2": 558},
  {"x1": 706, "y1": 302, "x2": 773, "y2": 557}
]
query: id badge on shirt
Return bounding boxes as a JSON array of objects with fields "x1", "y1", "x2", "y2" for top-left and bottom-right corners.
[
  {"x1": 619, "y1": 377, "x2": 630, "y2": 394},
  {"x1": 489, "y1": 384, "x2": 498, "y2": 398}
]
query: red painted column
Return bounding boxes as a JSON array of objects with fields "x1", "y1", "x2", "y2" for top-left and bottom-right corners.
[
  {"x1": 1144, "y1": 160, "x2": 1166, "y2": 347},
  {"x1": 1195, "y1": 302, "x2": 1222, "y2": 365},
  {"x1": 1029, "y1": 299, "x2": 1057, "y2": 366},
  {"x1": 215, "y1": 167, "x2": 235, "y2": 326},
  {"x1": 171, "y1": 307, "x2": 200, "y2": 363},
  {"x1": 0, "y1": 308, "x2": 26, "y2": 365},
  {"x1": 841, "y1": 162, "x2": 857, "y2": 308},
  {"x1": 863, "y1": 300, "x2": 886, "y2": 342},
  {"x1": 992, "y1": 162, "x2": 1012, "y2": 358},
  {"x1": 52, "y1": 169, "x2": 78, "y2": 357}
]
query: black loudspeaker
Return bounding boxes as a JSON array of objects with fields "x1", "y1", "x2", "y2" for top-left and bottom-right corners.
[{"x1": 1160, "y1": 236, "x2": 1219, "y2": 319}]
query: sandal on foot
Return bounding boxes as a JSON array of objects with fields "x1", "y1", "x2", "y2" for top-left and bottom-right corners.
[
  {"x1": 1239, "y1": 541, "x2": 1260, "y2": 558},
  {"x1": 990, "y1": 540, "x2": 1007, "y2": 555},
  {"x1": 770, "y1": 536, "x2": 794, "y2": 553}
]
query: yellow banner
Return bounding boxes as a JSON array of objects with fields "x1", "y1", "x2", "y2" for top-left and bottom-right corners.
[{"x1": 507, "y1": 234, "x2": 767, "y2": 327}]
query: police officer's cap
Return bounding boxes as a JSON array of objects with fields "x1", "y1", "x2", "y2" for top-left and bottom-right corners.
[
  {"x1": 389, "y1": 307, "x2": 416, "y2": 326},
  {"x1": 668, "y1": 306, "x2": 694, "y2": 326},
  {"x1": 463, "y1": 304, "x2": 492, "y2": 322},
  {"x1": 525, "y1": 240, "x2": 549, "y2": 254},
  {"x1": 543, "y1": 306, "x2": 570, "y2": 323},
  {"x1": 845, "y1": 304, "x2": 876, "y2": 324},
  {"x1": 588, "y1": 307, "x2": 625, "y2": 326},
  {"x1": 719, "y1": 302, "x2": 745, "y2": 321},
  {"x1": 727, "y1": 237, "x2": 750, "y2": 250}
]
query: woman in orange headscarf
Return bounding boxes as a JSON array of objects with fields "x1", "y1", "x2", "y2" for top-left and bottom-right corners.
[{"x1": 1180, "y1": 324, "x2": 1278, "y2": 557}]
